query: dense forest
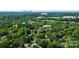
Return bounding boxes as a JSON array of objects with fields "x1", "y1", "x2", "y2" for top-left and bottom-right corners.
[{"x1": 0, "y1": 12, "x2": 79, "y2": 48}]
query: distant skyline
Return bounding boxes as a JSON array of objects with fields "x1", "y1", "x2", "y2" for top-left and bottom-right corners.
[
  {"x1": 0, "y1": 0, "x2": 79, "y2": 11},
  {"x1": 1, "y1": 10, "x2": 79, "y2": 12}
]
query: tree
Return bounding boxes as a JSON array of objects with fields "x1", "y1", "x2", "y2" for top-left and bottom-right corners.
[
  {"x1": 36, "y1": 39, "x2": 49, "y2": 48},
  {"x1": 0, "y1": 28, "x2": 8, "y2": 37},
  {"x1": 0, "y1": 38, "x2": 10, "y2": 48},
  {"x1": 48, "y1": 40, "x2": 60, "y2": 48},
  {"x1": 63, "y1": 35, "x2": 75, "y2": 48}
]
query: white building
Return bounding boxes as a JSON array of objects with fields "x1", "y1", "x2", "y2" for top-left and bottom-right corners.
[
  {"x1": 36, "y1": 16, "x2": 43, "y2": 19},
  {"x1": 63, "y1": 16, "x2": 76, "y2": 19},
  {"x1": 53, "y1": 17, "x2": 60, "y2": 19},
  {"x1": 43, "y1": 25, "x2": 51, "y2": 28},
  {"x1": 22, "y1": 22, "x2": 26, "y2": 25},
  {"x1": 1, "y1": 36, "x2": 7, "y2": 39},
  {"x1": 77, "y1": 16, "x2": 79, "y2": 18},
  {"x1": 41, "y1": 12, "x2": 47, "y2": 16}
]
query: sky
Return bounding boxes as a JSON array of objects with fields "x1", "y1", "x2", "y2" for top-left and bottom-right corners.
[{"x1": 0, "y1": 0, "x2": 79, "y2": 11}]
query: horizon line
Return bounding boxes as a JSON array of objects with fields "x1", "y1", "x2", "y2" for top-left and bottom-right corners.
[{"x1": 0, "y1": 10, "x2": 79, "y2": 12}]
